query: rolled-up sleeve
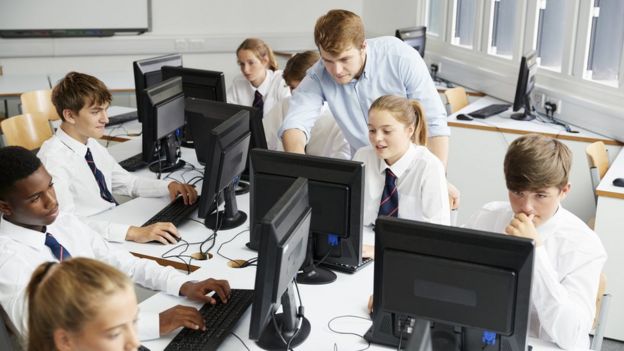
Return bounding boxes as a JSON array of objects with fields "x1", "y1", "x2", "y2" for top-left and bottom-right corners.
[{"x1": 278, "y1": 74, "x2": 325, "y2": 141}]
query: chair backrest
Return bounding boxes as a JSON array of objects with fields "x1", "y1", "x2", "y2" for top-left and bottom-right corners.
[
  {"x1": 20, "y1": 89, "x2": 61, "y2": 121},
  {"x1": 1, "y1": 113, "x2": 53, "y2": 150},
  {"x1": 444, "y1": 87, "x2": 469, "y2": 114},
  {"x1": 585, "y1": 141, "x2": 609, "y2": 202}
]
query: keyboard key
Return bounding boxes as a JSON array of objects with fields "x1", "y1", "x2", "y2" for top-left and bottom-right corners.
[
  {"x1": 143, "y1": 196, "x2": 200, "y2": 227},
  {"x1": 467, "y1": 103, "x2": 511, "y2": 118},
  {"x1": 119, "y1": 153, "x2": 147, "y2": 172}
]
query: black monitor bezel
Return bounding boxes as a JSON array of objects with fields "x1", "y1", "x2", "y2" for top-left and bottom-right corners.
[
  {"x1": 396, "y1": 26, "x2": 427, "y2": 58},
  {"x1": 512, "y1": 51, "x2": 538, "y2": 113},
  {"x1": 132, "y1": 53, "x2": 182, "y2": 123}
]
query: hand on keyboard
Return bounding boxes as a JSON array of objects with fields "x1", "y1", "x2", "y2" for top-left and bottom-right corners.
[
  {"x1": 179, "y1": 278, "x2": 231, "y2": 305},
  {"x1": 160, "y1": 305, "x2": 206, "y2": 335},
  {"x1": 127, "y1": 222, "x2": 180, "y2": 244},
  {"x1": 168, "y1": 182, "x2": 199, "y2": 205}
]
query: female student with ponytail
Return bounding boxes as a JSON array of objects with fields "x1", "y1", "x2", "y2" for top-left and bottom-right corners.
[
  {"x1": 353, "y1": 95, "x2": 450, "y2": 227},
  {"x1": 27, "y1": 258, "x2": 140, "y2": 351},
  {"x1": 227, "y1": 38, "x2": 290, "y2": 119}
]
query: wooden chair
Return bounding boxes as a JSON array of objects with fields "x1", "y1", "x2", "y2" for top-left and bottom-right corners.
[
  {"x1": 20, "y1": 89, "x2": 61, "y2": 121},
  {"x1": 586, "y1": 141, "x2": 609, "y2": 203},
  {"x1": 444, "y1": 87, "x2": 469, "y2": 114},
  {"x1": 591, "y1": 273, "x2": 611, "y2": 350},
  {"x1": 1, "y1": 113, "x2": 53, "y2": 150}
]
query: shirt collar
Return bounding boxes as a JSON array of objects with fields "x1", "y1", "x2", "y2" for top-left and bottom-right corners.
[
  {"x1": 360, "y1": 40, "x2": 372, "y2": 80},
  {"x1": 249, "y1": 69, "x2": 273, "y2": 97},
  {"x1": 376, "y1": 144, "x2": 417, "y2": 179},
  {"x1": 56, "y1": 127, "x2": 95, "y2": 157},
  {"x1": 0, "y1": 215, "x2": 47, "y2": 250}
]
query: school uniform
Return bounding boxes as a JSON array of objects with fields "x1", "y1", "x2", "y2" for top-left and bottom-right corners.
[
  {"x1": 37, "y1": 128, "x2": 171, "y2": 242},
  {"x1": 263, "y1": 96, "x2": 350, "y2": 159},
  {"x1": 227, "y1": 69, "x2": 290, "y2": 118},
  {"x1": 465, "y1": 202, "x2": 607, "y2": 350},
  {"x1": 353, "y1": 144, "x2": 449, "y2": 226},
  {"x1": 0, "y1": 212, "x2": 189, "y2": 340}
]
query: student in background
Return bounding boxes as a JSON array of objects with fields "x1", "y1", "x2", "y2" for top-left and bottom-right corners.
[
  {"x1": 353, "y1": 95, "x2": 449, "y2": 227},
  {"x1": 37, "y1": 72, "x2": 197, "y2": 244},
  {"x1": 227, "y1": 38, "x2": 290, "y2": 120},
  {"x1": 264, "y1": 50, "x2": 350, "y2": 159},
  {"x1": 0, "y1": 146, "x2": 230, "y2": 341},
  {"x1": 27, "y1": 258, "x2": 140, "y2": 351},
  {"x1": 465, "y1": 134, "x2": 606, "y2": 350}
]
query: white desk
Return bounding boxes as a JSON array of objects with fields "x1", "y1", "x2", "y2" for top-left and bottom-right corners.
[
  {"x1": 97, "y1": 136, "x2": 567, "y2": 350},
  {"x1": 447, "y1": 96, "x2": 621, "y2": 227},
  {"x1": 594, "y1": 148, "x2": 624, "y2": 341}
]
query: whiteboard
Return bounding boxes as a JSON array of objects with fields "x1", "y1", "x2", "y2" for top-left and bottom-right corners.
[{"x1": 0, "y1": 0, "x2": 149, "y2": 34}]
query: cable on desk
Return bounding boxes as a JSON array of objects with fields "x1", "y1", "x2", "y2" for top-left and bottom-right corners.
[
  {"x1": 230, "y1": 331, "x2": 251, "y2": 351},
  {"x1": 328, "y1": 315, "x2": 371, "y2": 351},
  {"x1": 216, "y1": 227, "x2": 257, "y2": 268},
  {"x1": 160, "y1": 238, "x2": 203, "y2": 274}
]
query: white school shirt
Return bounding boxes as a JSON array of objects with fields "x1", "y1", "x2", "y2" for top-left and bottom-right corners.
[
  {"x1": 226, "y1": 69, "x2": 290, "y2": 118},
  {"x1": 353, "y1": 144, "x2": 449, "y2": 226},
  {"x1": 264, "y1": 96, "x2": 351, "y2": 159},
  {"x1": 0, "y1": 213, "x2": 189, "y2": 340},
  {"x1": 37, "y1": 128, "x2": 170, "y2": 242},
  {"x1": 464, "y1": 202, "x2": 607, "y2": 350}
]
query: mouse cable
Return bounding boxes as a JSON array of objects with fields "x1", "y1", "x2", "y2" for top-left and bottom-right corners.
[
  {"x1": 216, "y1": 227, "x2": 257, "y2": 267},
  {"x1": 230, "y1": 331, "x2": 251, "y2": 351},
  {"x1": 328, "y1": 315, "x2": 372, "y2": 351}
]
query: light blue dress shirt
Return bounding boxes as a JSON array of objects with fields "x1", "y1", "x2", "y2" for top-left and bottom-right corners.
[{"x1": 279, "y1": 36, "x2": 449, "y2": 154}]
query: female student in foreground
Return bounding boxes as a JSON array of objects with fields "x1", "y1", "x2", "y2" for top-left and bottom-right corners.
[
  {"x1": 227, "y1": 38, "x2": 290, "y2": 120},
  {"x1": 27, "y1": 258, "x2": 140, "y2": 351},
  {"x1": 353, "y1": 95, "x2": 450, "y2": 227}
]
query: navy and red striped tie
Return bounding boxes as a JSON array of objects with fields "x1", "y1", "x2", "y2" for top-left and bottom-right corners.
[
  {"x1": 45, "y1": 233, "x2": 72, "y2": 261},
  {"x1": 252, "y1": 90, "x2": 264, "y2": 118},
  {"x1": 378, "y1": 168, "x2": 399, "y2": 218},
  {"x1": 85, "y1": 148, "x2": 117, "y2": 205}
]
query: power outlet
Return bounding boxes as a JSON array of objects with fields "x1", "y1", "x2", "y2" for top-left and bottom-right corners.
[{"x1": 544, "y1": 99, "x2": 563, "y2": 115}]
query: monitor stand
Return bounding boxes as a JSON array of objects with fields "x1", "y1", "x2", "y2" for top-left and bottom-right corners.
[
  {"x1": 204, "y1": 183, "x2": 247, "y2": 230},
  {"x1": 256, "y1": 286, "x2": 311, "y2": 350},
  {"x1": 149, "y1": 135, "x2": 185, "y2": 173},
  {"x1": 510, "y1": 96, "x2": 535, "y2": 121},
  {"x1": 297, "y1": 233, "x2": 337, "y2": 285}
]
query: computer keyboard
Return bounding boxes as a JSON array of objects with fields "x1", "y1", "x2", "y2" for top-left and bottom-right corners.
[
  {"x1": 107, "y1": 110, "x2": 138, "y2": 126},
  {"x1": 143, "y1": 195, "x2": 200, "y2": 227},
  {"x1": 164, "y1": 289, "x2": 254, "y2": 351},
  {"x1": 119, "y1": 153, "x2": 148, "y2": 172},
  {"x1": 322, "y1": 256, "x2": 374, "y2": 274},
  {"x1": 467, "y1": 103, "x2": 511, "y2": 118}
]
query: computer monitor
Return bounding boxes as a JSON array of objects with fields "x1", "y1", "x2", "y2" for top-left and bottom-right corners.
[
  {"x1": 511, "y1": 52, "x2": 538, "y2": 121},
  {"x1": 366, "y1": 217, "x2": 534, "y2": 351},
  {"x1": 189, "y1": 107, "x2": 250, "y2": 230},
  {"x1": 133, "y1": 53, "x2": 183, "y2": 123},
  {"x1": 142, "y1": 76, "x2": 186, "y2": 173},
  {"x1": 249, "y1": 149, "x2": 367, "y2": 284},
  {"x1": 249, "y1": 177, "x2": 312, "y2": 350},
  {"x1": 396, "y1": 26, "x2": 427, "y2": 58},
  {"x1": 185, "y1": 97, "x2": 267, "y2": 184}
]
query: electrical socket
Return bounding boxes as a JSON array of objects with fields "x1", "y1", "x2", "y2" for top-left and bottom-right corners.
[{"x1": 545, "y1": 99, "x2": 562, "y2": 115}]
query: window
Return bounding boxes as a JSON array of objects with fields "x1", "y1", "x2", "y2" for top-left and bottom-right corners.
[
  {"x1": 488, "y1": 0, "x2": 515, "y2": 58},
  {"x1": 584, "y1": 0, "x2": 624, "y2": 87},
  {"x1": 427, "y1": 0, "x2": 444, "y2": 36},
  {"x1": 534, "y1": 0, "x2": 569, "y2": 72},
  {"x1": 452, "y1": 0, "x2": 477, "y2": 48}
]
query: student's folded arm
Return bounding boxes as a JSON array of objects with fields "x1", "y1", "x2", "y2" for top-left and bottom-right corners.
[{"x1": 531, "y1": 247, "x2": 605, "y2": 350}]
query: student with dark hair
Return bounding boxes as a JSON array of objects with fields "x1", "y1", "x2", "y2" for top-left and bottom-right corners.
[
  {"x1": 0, "y1": 146, "x2": 230, "y2": 341},
  {"x1": 27, "y1": 258, "x2": 140, "y2": 351},
  {"x1": 37, "y1": 72, "x2": 197, "y2": 244}
]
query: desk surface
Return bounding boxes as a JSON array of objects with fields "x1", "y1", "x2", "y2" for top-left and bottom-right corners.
[
  {"x1": 449, "y1": 97, "x2": 619, "y2": 146},
  {"x1": 0, "y1": 74, "x2": 50, "y2": 97},
  {"x1": 596, "y1": 148, "x2": 624, "y2": 199},
  {"x1": 96, "y1": 137, "x2": 569, "y2": 351}
]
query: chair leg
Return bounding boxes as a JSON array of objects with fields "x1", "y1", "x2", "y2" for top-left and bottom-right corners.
[{"x1": 591, "y1": 293, "x2": 611, "y2": 350}]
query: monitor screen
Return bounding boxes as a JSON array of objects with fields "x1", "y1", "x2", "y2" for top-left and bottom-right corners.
[
  {"x1": 161, "y1": 66, "x2": 226, "y2": 102},
  {"x1": 189, "y1": 108, "x2": 250, "y2": 229},
  {"x1": 249, "y1": 177, "x2": 312, "y2": 349},
  {"x1": 133, "y1": 53, "x2": 182, "y2": 123},
  {"x1": 185, "y1": 97, "x2": 266, "y2": 168},
  {"x1": 511, "y1": 52, "x2": 538, "y2": 121},
  {"x1": 396, "y1": 26, "x2": 426, "y2": 58},
  {"x1": 142, "y1": 76, "x2": 185, "y2": 172},
  {"x1": 249, "y1": 149, "x2": 365, "y2": 271},
  {"x1": 366, "y1": 217, "x2": 534, "y2": 351}
]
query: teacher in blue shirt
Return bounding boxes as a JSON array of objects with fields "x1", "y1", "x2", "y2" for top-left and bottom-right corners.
[{"x1": 279, "y1": 9, "x2": 459, "y2": 208}]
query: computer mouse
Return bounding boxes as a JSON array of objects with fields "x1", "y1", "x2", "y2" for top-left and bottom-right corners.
[
  {"x1": 613, "y1": 178, "x2": 624, "y2": 187},
  {"x1": 456, "y1": 113, "x2": 473, "y2": 121}
]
